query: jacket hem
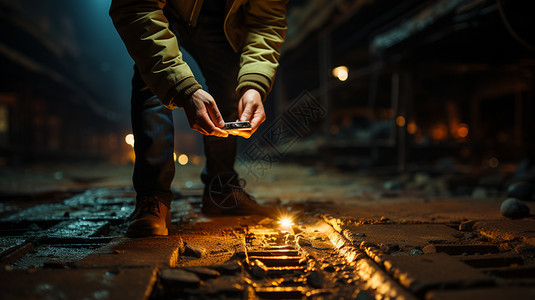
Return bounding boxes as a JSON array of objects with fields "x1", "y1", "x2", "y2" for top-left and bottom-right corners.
[
  {"x1": 164, "y1": 76, "x2": 202, "y2": 109},
  {"x1": 236, "y1": 73, "x2": 271, "y2": 100}
]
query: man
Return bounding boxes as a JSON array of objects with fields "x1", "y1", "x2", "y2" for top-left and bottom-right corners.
[{"x1": 109, "y1": 0, "x2": 287, "y2": 237}]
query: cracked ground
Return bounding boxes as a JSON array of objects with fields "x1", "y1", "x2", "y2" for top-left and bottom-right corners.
[{"x1": 1, "y1": 162, "x2": 535, "y2": 299}]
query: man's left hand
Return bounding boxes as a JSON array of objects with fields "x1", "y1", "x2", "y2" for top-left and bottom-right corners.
[{"x1": 228, "y1": 88, "x2": 266, "y2": 138}]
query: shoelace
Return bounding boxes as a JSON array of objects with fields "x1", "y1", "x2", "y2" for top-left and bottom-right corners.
[
  {"x1": 128, "y1": 196, "x2": 161, "y2": 221},
  {"x1": 229, "y1": 178, "x2": 256, "y2": 199}
]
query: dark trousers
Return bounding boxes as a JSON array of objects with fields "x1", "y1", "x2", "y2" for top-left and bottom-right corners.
[{"x1": 130, "y1": 12, "x2": 240, "y2": 207}]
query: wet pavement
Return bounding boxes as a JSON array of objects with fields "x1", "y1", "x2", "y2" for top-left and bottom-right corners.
[{"x1": 1, "y1": 162, "x2": 535, "y2": 299}]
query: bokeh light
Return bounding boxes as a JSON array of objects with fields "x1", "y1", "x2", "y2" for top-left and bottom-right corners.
[
  {"x1": 332, "y1": 66, "x2": 349, "y2": 81},
  {"x1": 125, "y1": 134, "x2": 134, "y2": 147},
  {"x1": 178, "y1": 154, "x2": 189, "y2": 165}
]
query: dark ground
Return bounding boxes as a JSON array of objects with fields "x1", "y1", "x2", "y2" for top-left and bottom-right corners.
[{"x1": 1, "y1": 161, "x2": 535, "y2": 299}]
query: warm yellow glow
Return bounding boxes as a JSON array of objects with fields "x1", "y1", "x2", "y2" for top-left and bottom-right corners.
[
  {"x1": 173, "y1": 152, "x2": 177, "y2": 162},
  {"x1": 407, "y1": 121, "x2": 417, "y2": 134},
  {"x1": 178, "y1": 154, "x2": 189, "y2": 165},
  {"x1": 332, "y1": 66, "x2": 349, "y2": 81},
  {"x1": 127, "y1": 149, "x2": 135, "y2": 164},
  {"x1": 457, "y1": 124, "x2": 469, "y2": 138},
  {"x1": 396, "y1": 115, "x2": 406, "y2": 127},
  {"x1": 125, "y1": 134, "x2": 135, "y2": 147},
  {"x1": 278, "y1": 215, "x2": 294, "y2": 232},
  {"x1": 280, "y1": 217, "x2": 293, "y2": 228}
]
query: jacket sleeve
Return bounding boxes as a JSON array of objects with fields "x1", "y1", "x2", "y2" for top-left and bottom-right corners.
[
  {"x1": 236, "y1": 0, "x2": 288, "y2": 100},
  {"x1": 109, "y1": 0, "x2": 201, "y2": 108}
]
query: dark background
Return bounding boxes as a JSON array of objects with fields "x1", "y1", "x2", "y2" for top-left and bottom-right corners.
[{"x1": 0, "y1": 0, "x2": 533, "y2": 172}]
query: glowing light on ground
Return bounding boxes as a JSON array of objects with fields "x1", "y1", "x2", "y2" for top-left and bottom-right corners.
[{"x1": 278, "y1": 215, "x2": 294, "y2": 232}]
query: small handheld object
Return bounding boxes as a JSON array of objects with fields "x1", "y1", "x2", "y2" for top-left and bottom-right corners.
[{"x1": 224, "y1": 121, "x2": 251, "y2": 130}]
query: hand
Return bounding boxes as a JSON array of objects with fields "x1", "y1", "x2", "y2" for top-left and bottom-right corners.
[
  {"x1": 228, "y1": 88, "x2": 266, "y2": 138},
  {"x1": 183, "y1": 89, "x2": 228, "y2": 137}
]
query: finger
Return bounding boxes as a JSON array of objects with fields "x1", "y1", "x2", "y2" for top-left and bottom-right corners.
[
  {"x1": 196, "y1": 109, "x2": 219, "y2": 133},
  {"x1": 249, "y1": 113, "x2": 266, "y2": 131},
  {"x1": 197, "y1": 114, "x2": 228, "y2": 137},
  {"x1": 240, "y1": 103, "x2": 254, "y2": 122},
  {"x1": 206, "y1": 100, "x2": 225, "y2": 128},
  {"x1": 195, "y1": 122, "x2": 228, "y2": 137},
  {"x1": 238, "y1": 98, "x2": 245, "y2": 119},
  {"x1": 212, "y1": 127, "x2": 229, "y2": 138}
]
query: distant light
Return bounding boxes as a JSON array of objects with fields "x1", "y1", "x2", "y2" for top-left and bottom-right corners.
[
  {"x1": 431, "y1": 124, "x2": 448, "y2": 141},
  {"x1": 332, "y1": 66, "x2": 349, "y2": 81},
  {"x1": 178, "y1": 154, "x2": 189, "y2": 165},
  {"x1": 489, "y1": 157, "x2": 499, "y2": 168},
  {"x1": 190, "y1": 155, "x2": 203, "y2": 165},
  {"x1": 173, "y1": 152, "x2": 177, "y2": 162},
  {"x1": 457, "y1": 124, "x2": 469, "y2": 138},
  {"x1": 407, "y1": 121, "x2": 417, "y2": 134},
  {"x1": 396, "y1": 115, "x2": 406, "y2": 127},
  {"x1": 125, "y1": 134, "x2": 134, "y2": 147}
]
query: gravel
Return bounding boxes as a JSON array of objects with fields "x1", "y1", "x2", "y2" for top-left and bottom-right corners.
[{"x1": 500, "y1": 198, "x2": 530, "y2": 219}]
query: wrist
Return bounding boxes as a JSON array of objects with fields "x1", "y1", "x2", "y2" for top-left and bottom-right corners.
[
  {"x1": 241, "y1": 87, "x2": 261, "y2": 97},
  {"x1": 165, "y1": 77, "x2": 202, "y2": 109}
]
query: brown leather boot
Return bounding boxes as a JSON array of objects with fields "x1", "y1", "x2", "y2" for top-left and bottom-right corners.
[
  {"x1": 202, "y1": 178, "x2": 276, "y2": 217},
  {"x1": 126, "y1": 196, "x2": 171, "y2": 238}
]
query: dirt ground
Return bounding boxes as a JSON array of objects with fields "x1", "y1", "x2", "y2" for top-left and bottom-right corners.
[
  {"x1": 1, "y1": 161, "x2": 532, "y2": 222},
  {"x1": 2, "y1": 161, "x2": 535, "y2": 299}
]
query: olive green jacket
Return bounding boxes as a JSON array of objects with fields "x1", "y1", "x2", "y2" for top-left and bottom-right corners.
[{"x1": 109, "y1": 0, "x2": 287, "y2": 108}]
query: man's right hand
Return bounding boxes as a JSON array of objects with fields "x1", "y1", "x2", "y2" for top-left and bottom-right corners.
[{"x1": 183, "y1": 89, "x2": 228, "y2": 137}]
